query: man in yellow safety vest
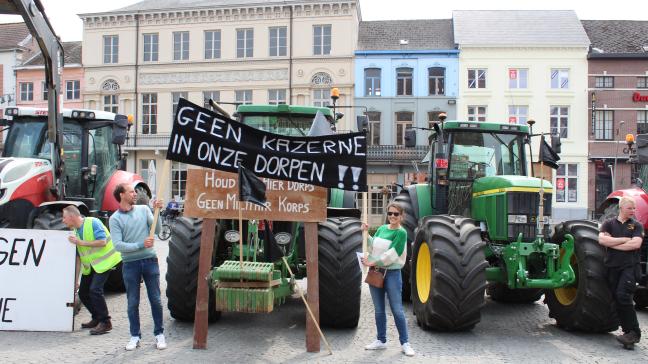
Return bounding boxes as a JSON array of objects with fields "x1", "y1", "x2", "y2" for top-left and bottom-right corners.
[{"x1": 63, "y1": 205, "x2": 122, "y2": 335}]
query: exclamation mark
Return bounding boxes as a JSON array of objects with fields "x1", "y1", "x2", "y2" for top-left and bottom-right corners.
[
  {"x1": 351, "y1": 167, "x2": 362, "y2": 191},
  {"x1": 338, "y1": 165, "x2": 349, "y2": 188}
]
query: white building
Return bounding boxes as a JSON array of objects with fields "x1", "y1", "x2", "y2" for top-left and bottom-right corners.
[
  {"x1": 79, "y1": 0, "x2": 360, "y2": 201},
  {"x1": 453, "y1": 10, "x2": 591, "y2": 220}
]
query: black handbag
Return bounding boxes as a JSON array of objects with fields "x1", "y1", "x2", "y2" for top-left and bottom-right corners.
[{"x1": 365, "y1": 267, "x2": 387, "y2": 288}]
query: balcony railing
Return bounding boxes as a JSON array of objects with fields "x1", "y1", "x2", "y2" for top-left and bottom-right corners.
[{"x1": 124, "y1": 133, "x2": 429, "y2": 162}]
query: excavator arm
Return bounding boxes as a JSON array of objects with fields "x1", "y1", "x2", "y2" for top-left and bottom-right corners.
[{"x1": 0, "y1": 0, "x2": 65, "y2": 197}]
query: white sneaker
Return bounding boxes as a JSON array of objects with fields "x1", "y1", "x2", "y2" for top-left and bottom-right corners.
[
  {"x1": 125, "y1": 336, "x2": 140, "y2": 351},
  {"x1": 365, "y1": 339, "x2": 387, "y2": 350},
  {"x1": 155, "y1": 334, "x2": 167, "y2": 350},
  {"x1": 402, "y1": 342, "x2": 415, "y2": 357}
]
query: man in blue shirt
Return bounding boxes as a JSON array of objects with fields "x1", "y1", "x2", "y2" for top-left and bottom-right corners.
[{"x1": 109, "y1": 183, "x2": 166, "y2": 351}]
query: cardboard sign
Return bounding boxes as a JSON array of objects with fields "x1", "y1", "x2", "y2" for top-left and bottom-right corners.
[
  {"x1": 166, "y1": 98, "x2": 368, "y2": 192},
  {"x1": 0, "y1": 229, "x2": 75, "y2": 332},
  {"x1": 184, "y1": 168, "x2": 327, "y2": 222}
]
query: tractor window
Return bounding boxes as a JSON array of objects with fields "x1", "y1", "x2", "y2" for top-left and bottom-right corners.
[
  {"x1": 241, "y1": 115, "x2": 327, "y2": 136},
  {"x1": 2, "y1": 120, "x2": 47, "y2": 158},
  {"x1": 88, "y1": 126, "x2": 118, "y2": 203},
  {"x1": 63, "y1": 122, "x2": 83, "y2": 197},
  {"x1": 448, "y1": 131, "x2": 524, "y2": 180}
]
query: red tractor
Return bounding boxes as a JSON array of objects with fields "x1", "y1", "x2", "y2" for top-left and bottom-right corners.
[{"x1": 597, "y1": 134, "x2": 648, "y2": 308}]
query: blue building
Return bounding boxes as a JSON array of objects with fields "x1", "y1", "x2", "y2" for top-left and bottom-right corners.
[{"x1": 354, "y1": 20, "x2": 459, "y2": 224}]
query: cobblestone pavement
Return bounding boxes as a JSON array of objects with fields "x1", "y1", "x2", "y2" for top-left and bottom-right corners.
[{"x1": 1, "y1": 240, "x2": 647, "y2": 364}]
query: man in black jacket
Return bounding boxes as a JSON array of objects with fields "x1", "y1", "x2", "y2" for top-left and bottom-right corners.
[{"x1": 599, "y1": 196, "x2": 643, "y2": 349}]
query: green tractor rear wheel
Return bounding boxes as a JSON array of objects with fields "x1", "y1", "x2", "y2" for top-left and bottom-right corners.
[
  {"x1": 411, "y1": 215, "x2": 487, "y2": 331},
  {"x1": 545, "y1": 220, "x2": 618, "y2": 332},
  {"x1": 318, "y1": 217, "x2": 363, "y2": 328},
  {"x1": 391, "y1": 190, "x2": 418, "y2": 302},
  {"x1": 166, "y1": 217, "x2": 221, "y2": 322}
]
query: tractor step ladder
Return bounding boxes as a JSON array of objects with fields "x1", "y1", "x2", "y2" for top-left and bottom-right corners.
[{"x1": 213, "y1": 260, "x2": 279, "y2": 313}]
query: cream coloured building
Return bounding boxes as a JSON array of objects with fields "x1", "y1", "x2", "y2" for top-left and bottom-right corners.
[
  {"x1": 453, "y1": 10, "x2": 591, "y2": 221},
  {"x1": 79, "y1": 0, "x2": 360, "y2": 201}
]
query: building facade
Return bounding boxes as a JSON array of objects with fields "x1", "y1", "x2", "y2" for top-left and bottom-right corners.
[
  {"x1": 0, "y1": 22, "x2": 32, "y2": 115},
  {"x1": 454, "y1": 10, "x2": 591, "y2": 221},
  {"x1": 354, "y1": 20, "x2": 458, "y2": 225},
  {"x1": 80, "y1": 0, "x2": 360, "y2": 201},
  {"x1": 14, "y1": 41, "x2": 84, "y2": 109},
  {"x1": 582, "y1": 20, "x2": 648, "y2": 215}
]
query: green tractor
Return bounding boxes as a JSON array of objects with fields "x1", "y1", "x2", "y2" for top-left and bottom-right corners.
[
  {"x1": 397, "y1": 117, "x2": 618, "y2": 332},
  {"x1": 165, "y1": 103, "x2": 363, "y2": 328}
]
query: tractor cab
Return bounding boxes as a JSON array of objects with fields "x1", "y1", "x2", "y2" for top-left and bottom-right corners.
[
  {"x1": 235, "y1": 104, "x2": 336, "y2": 136},
  {"x1": 1, "y1": 107, "x2": 129, "y2": 212}
]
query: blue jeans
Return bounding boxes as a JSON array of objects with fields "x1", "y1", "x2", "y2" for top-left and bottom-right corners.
[
  {"x1": 122, "y1": 258, "x2": 164, "y2": 337},
  {"x1": 369, "y1": 269, "x2": 409, "y2": 345}
]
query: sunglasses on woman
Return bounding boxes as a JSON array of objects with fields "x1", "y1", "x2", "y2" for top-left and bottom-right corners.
[{"x1": 387, "y1": 211, "x2": 400, "y2": 217}]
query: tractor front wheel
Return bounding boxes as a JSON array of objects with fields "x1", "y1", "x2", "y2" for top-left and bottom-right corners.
[
  {"x1": 318, "y1": 217, "x2": 363, "y2": 328},
  {"x1": 545, "y1": 220, "x2": 618, "y2": 332},
  {"x1": 391, "y1": 190, "x2": 418, "y2": 302},
  {"x1": 165, "y1": 217, "x2": 220, "y2": 322},
  {"x1": 411, "y1": 215, "x2": 487, "y2": 331}
]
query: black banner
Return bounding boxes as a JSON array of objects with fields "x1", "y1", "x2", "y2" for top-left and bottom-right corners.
[{"x1": 166, "y1": 98, "x2": 368, "y2": 191}]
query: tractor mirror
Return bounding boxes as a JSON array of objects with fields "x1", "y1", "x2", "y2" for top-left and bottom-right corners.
[
  {"x1": 636, "y1": 134, "x2": 648, "y2": 164},
  {"x1": 112, "y1": 114, "x2": 129, "y2": 145},
  {"x1": 404, "y1": 129, "x2": 416, "y2": 147},
  {"x1": 551, "y1": 133, "x2": 562, "y2": 154},
  {"x1": 356, "y1": 115, "x2": 369, "y2": 132}
]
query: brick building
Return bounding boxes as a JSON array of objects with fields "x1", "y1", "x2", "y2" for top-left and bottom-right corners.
[{"x1": 582, "y1": 20, "x2": 648, "y2": 215}]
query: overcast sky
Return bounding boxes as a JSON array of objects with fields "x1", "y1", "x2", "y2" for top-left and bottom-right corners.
[{"x1": 1, "y1": 0, "x2": 647, "y2": 41}]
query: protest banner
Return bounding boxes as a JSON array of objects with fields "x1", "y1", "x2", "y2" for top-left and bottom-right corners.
[
  {"x1": 166, "y1": 98, "x2": 368, "y2": 192},
  {"x1": 0, "y1": 229, "x2": 75, "y2": 332},
  {"x1": 184, "y1": 168, "x2": 327, "y2": 222}
]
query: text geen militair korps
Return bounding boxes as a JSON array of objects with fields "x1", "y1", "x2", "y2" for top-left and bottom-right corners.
[{"x1": 166, "y1": 98, "x2": 368, "y2": 192}]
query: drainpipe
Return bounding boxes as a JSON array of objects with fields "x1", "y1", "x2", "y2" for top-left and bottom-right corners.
[
  {"x1": 133, "y1": 13, "x2": 140, "y2": 172},
  {"x1": 288, "y1": 5, "x2": 293, "y2": 104}
]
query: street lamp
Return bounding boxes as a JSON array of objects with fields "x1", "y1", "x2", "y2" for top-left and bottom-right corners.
[{"x1": 613, "y1": 120, "x2": 626, "y2": 191}]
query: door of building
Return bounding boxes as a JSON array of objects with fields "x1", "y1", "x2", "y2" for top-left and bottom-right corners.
[{"x1": 594, "y1": 159, "x2": 612, "y2": 211}]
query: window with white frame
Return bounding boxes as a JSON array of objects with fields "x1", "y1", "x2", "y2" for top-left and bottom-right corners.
[
  {"x1": 312, "y1": 89, "x2": 330, "y2": 107},
  {"x1": 171, "y1": 161, "x2": 188, "y2": 201},
  {"x1": 366, "y1": 111, "x2": 381, "y2": 146},
  {"x1": 550, "y1": 106, "x2": 569, "y2": 138},
  {"x1": 269, "y1": 27, "x2": 287, "y2": 57},
  {"x1": 20, "y1": 82, "x2": 33, "y2": 101},
  {"x1": 508, "y1": 105, "x2": 528, "y2": 125},
  {"x1": 556, "y1": 163, "x2": 578, "y2": 203},
  {"x1": 551, "y1": 69, "x2": 569, "y2": 89},
  {"x1": 467, "y1": 105, "x2": 487, "y2": 122},
  {"x1": 268, "y1": 89, "x2": 286, "y2": 105},
  {"x1": 140, "y1": 159, "x2": 155, "y2": 183},
  {"x1": 172, "y1": 92, "x2": 188, "y2": 119},
  {"x1": 142, "y1": 93, "x2": 157, "y2": 134},
  {"x1": 468, "y1": 69, "x2": 486, "y2": 89},
  {"x1": 638, "y1": 111, "x2": 648, "y2": 134},
  {"x1": 235, "y1": 90, "x2": 253, "y2": 105},
  {"x1": 428, "y1": 111, "x2": 444, "y2": 129},
  {"x1": 428, "y1": 67, "x2": 445, "y2": 95},
  {"x1": 204, "y1": 30, "x2": 221, "y2": 59},
  {"x1": 236, "y1": 29, "x2": 254, "y2": 58},
  {"x1": 508, "y1": 68, "x2": 528, "y2": 89},
  {"x1": 41, "y1": 81, "x2": 48, "y2": 101},
  {"x1": 370, "y1": 185, "x2": 396, "y2": 215},
  {"x1": 395, "y1": 111, "x2": 413, "y2": 146},
  {"x1": 143, "y1": 33, "x2": 158, "y2": 62},
  {"x1": 396, "y1": 67, "x2": 413, "y2": 96},
  {"x1": 595, "y1": 76, "x2": 614, "y2": 88},
  {"x1": 103, "y1": 95, "x2": 118, "y2": 113},
  {"x1": 203, "y1": 91, "x2": 220, "y2": 109},
  {"x1": 594, "y1": 110, "x2": 614, "y2": 140},
  {"x1": 103, "y1": 35, "x2": 118, "y2": 64},
  {"x1": 66, "y1": 80, "x2": 80, "y2": 100},
  {"x1": 313, "y1": 25, "x2": 331, "y2": 55},
  {"x1": 638, "y1": 77, "x2": 648, "y2": 89},
  {"x1": 173, "y1": 31, "x2": 189, "y2": 61},
  {"x1": 364, "y1": 68, "x2": 381, "y2": 96}
]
